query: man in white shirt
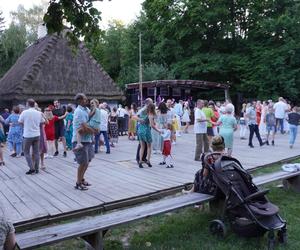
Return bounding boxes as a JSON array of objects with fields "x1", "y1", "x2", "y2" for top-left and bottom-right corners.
[
  {"x1": 95, "y1": 104, "x2": 110, "y2": 154},
  {"x1": 18, "y1": 99, "x2": 44, "y2": 175},
  {"x1": 273, "y1": 97, "x2": 288, "y2": 134},
  {"x1": 117, "y1": 104, "x2": 126, "y2": 136},
  {"x1": 194, "y1": 99, "x2": 209, "y2": 161}
]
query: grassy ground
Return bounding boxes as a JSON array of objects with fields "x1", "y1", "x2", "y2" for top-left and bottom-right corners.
[
  {"x1": 38, "y1": 182, "x2": 300, "y2": 250},
  {"x1": 251, "y1": 157, "x2": 300, "y2": 176}
]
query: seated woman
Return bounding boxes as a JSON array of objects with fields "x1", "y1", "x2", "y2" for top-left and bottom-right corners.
[
  {"x1": 183, "y1": 135, "x2": 225, "y2": 194},
  {"x1": 0, "y1": 211, "x2": 16, "y2": 250}
]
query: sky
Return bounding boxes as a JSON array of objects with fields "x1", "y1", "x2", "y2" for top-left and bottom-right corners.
[{"x1": 0, "y1": 0, "x2": 144, "y2": 28}]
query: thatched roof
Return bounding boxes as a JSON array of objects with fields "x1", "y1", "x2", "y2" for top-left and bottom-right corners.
[{"x1": 0, "y1": 33, "x2": 123, "y2": 102}]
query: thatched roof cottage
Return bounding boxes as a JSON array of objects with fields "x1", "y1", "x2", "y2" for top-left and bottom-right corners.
[{"x1": 0, "y1": 33, "x2": 123, "y2": 107}]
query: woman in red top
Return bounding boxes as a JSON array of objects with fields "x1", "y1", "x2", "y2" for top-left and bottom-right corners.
[
  {"x1": 44, "y1": 107, "x2": 67, "y2": 158},
  {"x1": 256, "y1": 101, "x2": 262, "y2": 126},
  {"x1": 209, "y1": 101, "x2": 220, "y2": 136}
]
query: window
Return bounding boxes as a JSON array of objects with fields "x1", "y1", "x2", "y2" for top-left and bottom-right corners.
[{"x1": 160, "y1": 86, "x2": 169, "y2": 96}]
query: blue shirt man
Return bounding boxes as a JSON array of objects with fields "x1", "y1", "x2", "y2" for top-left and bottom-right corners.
[{"x1": 72, "y1": 105, "x2": 92, "y2": 143}]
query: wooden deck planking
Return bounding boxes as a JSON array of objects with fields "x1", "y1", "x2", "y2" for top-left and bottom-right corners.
[{"x1": 0, "y1": 127, "x2": 299, "y2": 227}]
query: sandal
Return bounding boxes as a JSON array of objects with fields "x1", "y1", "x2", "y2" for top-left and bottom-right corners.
[
  {"x1": 159, "y1": 161, "x2": 166, "y2": 165},
  {"x1": 82, "y1": 179, "x2": 92, "y2": 186},
  {"x1": 146, "y1": 161, "x2": 152, "y2": 168},
  {"x1": 75, "y1": 182, "x2": 88, "y2": 191}
]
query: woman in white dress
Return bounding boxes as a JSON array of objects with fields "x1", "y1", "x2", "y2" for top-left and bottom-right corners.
[
  {"x1": 181, "y1": 102, "x2": 191, "y2": 133},
  {"x1": 259, "y1": 101, "x2": 268, "y2": 140}
]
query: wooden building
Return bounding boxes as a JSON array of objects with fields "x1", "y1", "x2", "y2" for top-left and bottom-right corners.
[
  {"x1": 126, "y1": 80, "x2": 229, "y2": 104},
  {"x1": 0, "y1": 33, "x2": 123, "y2": 107}
]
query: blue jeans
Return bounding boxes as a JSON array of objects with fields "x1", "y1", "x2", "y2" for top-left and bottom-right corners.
[
  {"x1": 94, "y1": 131, "x2": 110, "y2": 153},
  {"x1": 276, "y1": 118, "x2": 284, "y2": 134},
  {"x1": 8, "y1": 141, "x2": 22, "y2": 155},
  {"x1": 289, "y1": 124, "x2": 298, "y2": 145}
]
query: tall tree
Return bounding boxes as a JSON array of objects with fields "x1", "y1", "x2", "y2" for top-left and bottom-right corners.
[
  {"x1": 11, "y1": 3, "x2": 47, "y2": 43},
  {"x1": 0, "y1": 23, "x2": 27, "y2": 77},
  {"x1": 43, "y1": 0, "x2": 105, "y2": 45},
  {"x1": 0, "y1": 11, "x2": 5, "y2": 35}
]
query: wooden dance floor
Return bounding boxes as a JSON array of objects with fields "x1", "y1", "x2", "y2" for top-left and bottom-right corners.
[{"x1": 0, "y1": 128, "x2": 299, "y2": 229}]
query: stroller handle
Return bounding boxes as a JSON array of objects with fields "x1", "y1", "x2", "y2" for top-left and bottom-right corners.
[{"x1": 203, "y1": 152, "x2": 222, "y2": 167}]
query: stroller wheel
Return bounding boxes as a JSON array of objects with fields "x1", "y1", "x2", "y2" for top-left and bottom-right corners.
[
  {"x1": 209, "y1": 219, "x2": 227, "y2": 238},
  {"x1": 277, "y1": 228, "x2": 287, "y2": 244},
  {"x1": 268, "y1": 231, "x2": 275, "y2": 250}
]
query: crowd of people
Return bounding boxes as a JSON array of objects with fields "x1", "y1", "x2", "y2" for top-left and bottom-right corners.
[
  {"x1": 0, "y1": 95, "x2": 299, "y2": 188},
  {"x1": 0, "y1": 94, "x2": 299, "y2": 248}
]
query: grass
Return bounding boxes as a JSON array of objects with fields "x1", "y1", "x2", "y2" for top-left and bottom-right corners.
[
  {"x1": 38, "y1": 183, "x2": 300, "y2": 250},
  {"x1": 251, "y1": 157, "x2": 300, "y2": 176}
]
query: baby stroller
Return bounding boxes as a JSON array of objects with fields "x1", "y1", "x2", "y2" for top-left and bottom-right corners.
[{"x1": 199, "y1": 153, "x2": 287, "y2": 250}]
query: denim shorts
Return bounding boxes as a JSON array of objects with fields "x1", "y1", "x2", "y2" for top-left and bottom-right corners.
[
  {"x1": 266, "y1": 125, "x2": 276, "y2": 132},
  {"x1": 73, "y1": 142, "x2": 94, "y2": 165}
]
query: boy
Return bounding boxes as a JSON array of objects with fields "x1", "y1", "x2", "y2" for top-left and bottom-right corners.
[
  {"x1": 265, "y1": 107, "x2": 276, "y2": 146},
  {"x1": 159, "y1": 123, "x2": 174, "y2": 168}
]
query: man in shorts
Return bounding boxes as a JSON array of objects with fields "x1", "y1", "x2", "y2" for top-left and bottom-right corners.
[
  {"x1": 72, "y1": 93, "x2": 95, "y2": 191},
  {"x1": 53, "y1": 100, "x2": 67, "y2": 157}
]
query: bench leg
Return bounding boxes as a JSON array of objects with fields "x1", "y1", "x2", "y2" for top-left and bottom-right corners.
[
  {"x1": 283, "y1": 176, "x2": 300, "y2": 193},
  {"x1": 82, "y1": 231, "x2": 104, "y2": 250}
]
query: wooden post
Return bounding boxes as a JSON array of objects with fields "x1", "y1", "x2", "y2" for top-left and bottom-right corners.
[
  {"x1": 224, "y1": 88, "x2": 229, "y2": 101},
  {"x1": 282, "y1": 176, "x2": 300, "y2": 193},
  {"x1": 82, "y1": 231, "x2": 104, "y2": 250}
]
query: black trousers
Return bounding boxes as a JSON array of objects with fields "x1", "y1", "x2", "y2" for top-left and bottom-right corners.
[
  {"x1": 248, "y1": 124, "x2": 263, "y2": 146},
  {"x1": 118, "y1": 117, "x2": 125, "y2": 135},
  {"x1": 136, "y1": 142, "x2": 147, "y2": 163}
]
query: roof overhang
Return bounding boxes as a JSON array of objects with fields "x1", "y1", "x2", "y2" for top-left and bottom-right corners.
[{"x1": 126, "y1": 80, "x2": 229, "y2": 90}]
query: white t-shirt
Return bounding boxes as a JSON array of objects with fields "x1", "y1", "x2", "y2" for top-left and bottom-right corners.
[
  {"x1": 18, "y1": 108, "x2": 44, "y2": 138},
  {"x1": 117, "y1": 108, "x2": 126, "y2": 117},
  {"x1": 167, "y1": 108, "x2": 175, "y2": 124},
  {"x1": 100, "y1": 109, "x2": 109, "y2": 131},
  {"x1": 194, "y1": 108, "x2": 207, "y2": 134},
  {"x1": 274, "y1": 101, "x2": 287, "y2": 119}
]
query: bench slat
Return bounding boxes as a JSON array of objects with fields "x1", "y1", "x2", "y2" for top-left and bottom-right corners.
[
  {"x1": 253, "y1": 170, "x2": 300, "y2": 186},
  {"x1": 17, "y1": 170, "x2": 300, "y2": 249},
  {"x1": 17, "y1": 193, "x2": 213, "y2": 249}
]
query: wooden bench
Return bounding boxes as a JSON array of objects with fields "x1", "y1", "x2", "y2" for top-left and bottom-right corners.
[
  {"x1": 16, "y1": 192, "x2": 214, "y2": 250},
  {"x1": 16, "y1": 169, "x2": 300, "y2": 250}
]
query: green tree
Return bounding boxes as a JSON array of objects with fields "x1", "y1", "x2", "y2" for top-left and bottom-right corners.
[
  {"x1": 11, "y1": 3, "x2": 47, "y2": 43},
  {"x1": 0, "y1": 11, "x2": 5, "y2": 35},
  {"x1": 43, "y1": 0, "x2": 105, "y2": 45},
  {"x1": 0, "y1": 23, "x2": 27, "y2": 77}
]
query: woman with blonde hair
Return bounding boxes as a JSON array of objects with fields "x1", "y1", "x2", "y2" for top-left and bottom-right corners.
[
  {"x1": 217, "y1": 105, "x2": 237, "y2": 156},
  {"x1": 137, "y1": 103, "x2": 161, "y2": 168},
  {"x1": 181, "y1": 101, "x2": 191, "y2": 133},
  {"x1": 183, "y1": 135, "x2": 226, "y2": 194}
]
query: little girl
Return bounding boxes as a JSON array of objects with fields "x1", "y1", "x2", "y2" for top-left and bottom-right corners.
[
  {"x1": 73, "y1": 99, "x2": 101, "y2": 151},
  {"x1": 159, "y1": 123, "x2": 174, "y2": 168}
]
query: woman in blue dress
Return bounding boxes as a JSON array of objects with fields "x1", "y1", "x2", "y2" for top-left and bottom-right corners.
[
  {"x1": 151, "y1": 102, "x2": 168, "y2": 154},
  {"x1": 5, "y1": 106, "x2": 23, "y2": 157},
  {"x1": 137, "y1": 103, "x2": 161, "y2": 168},
  {"x1": 217, "y1": 105, "x2": 237, "y2": 156}
]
